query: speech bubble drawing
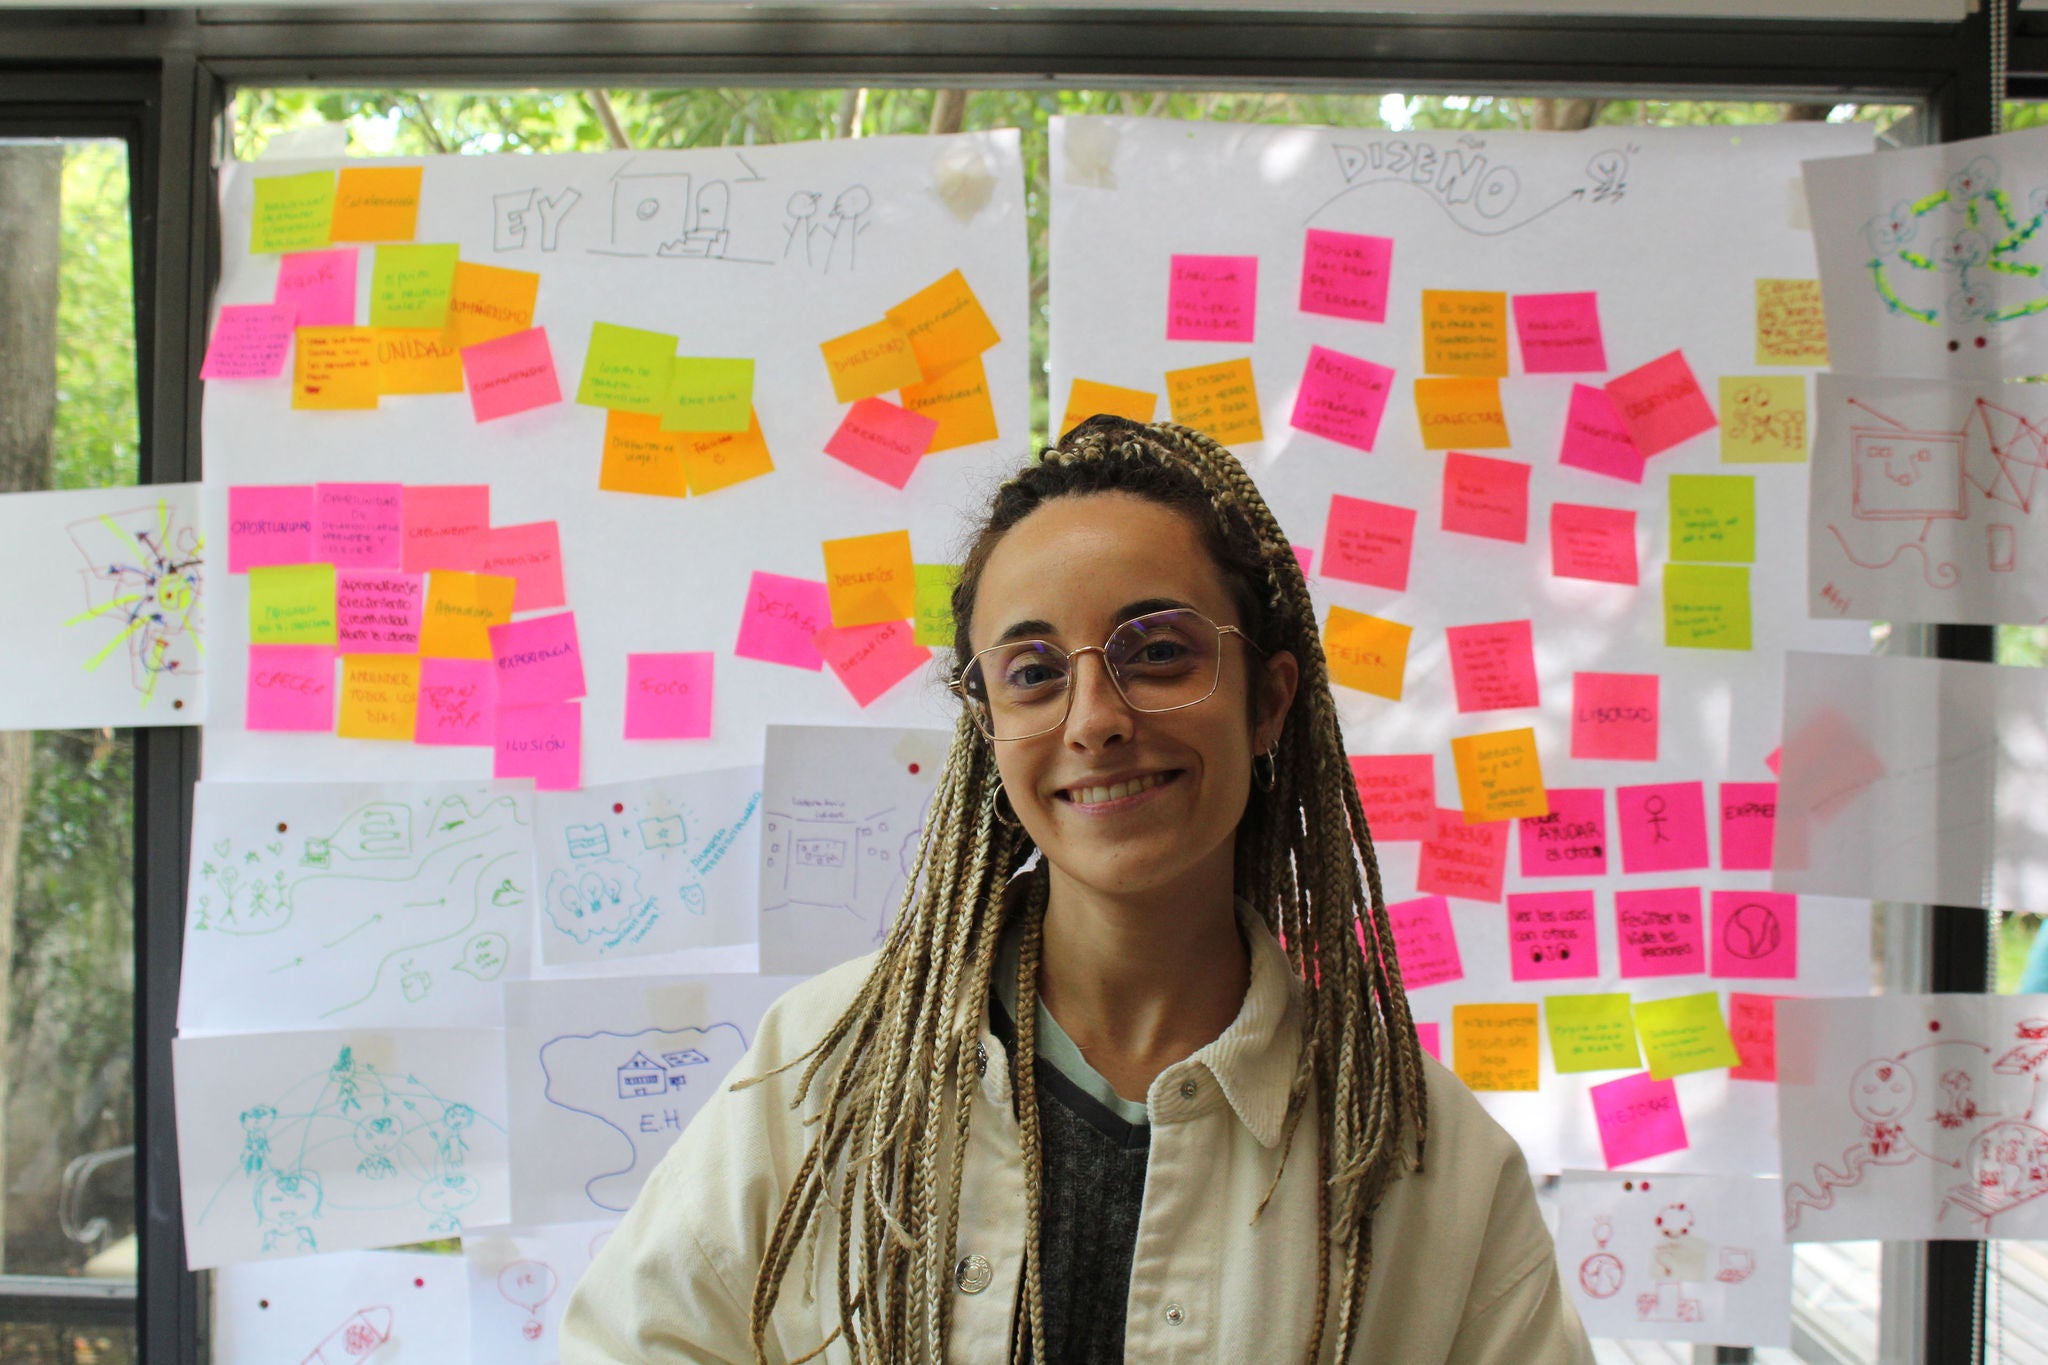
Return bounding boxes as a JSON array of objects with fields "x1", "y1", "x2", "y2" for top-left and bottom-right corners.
[{"x1": 454, "y1": 932, "x2": 511, "y2": 981}]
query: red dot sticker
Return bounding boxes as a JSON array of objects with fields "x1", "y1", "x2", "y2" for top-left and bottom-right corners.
[
  {"x1": 613, "y1": 803, "x2": 624, "y2": 814},
  {"x1": 908, "y1": 763, "x2": 920, "y2": 775},
  {"x1": 414, "y1": 1277, "x2": 425, "y2": 1288}
]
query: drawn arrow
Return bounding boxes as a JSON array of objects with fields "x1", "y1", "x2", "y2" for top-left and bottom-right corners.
[
  {"x1": 324, "y1": 914, "x2": 383, "y2": 949},
  {"x1": 268, "y1": 956, "x2": 304, "y2": 974}
]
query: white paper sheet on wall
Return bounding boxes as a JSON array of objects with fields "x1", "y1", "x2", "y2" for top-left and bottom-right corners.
[
  {"x1": 213, "y1": 1248, "x2": 469, "y2": 1364},
  {"x1": 463, "y1": 1219, "x2": 618, "y2": 1363}
]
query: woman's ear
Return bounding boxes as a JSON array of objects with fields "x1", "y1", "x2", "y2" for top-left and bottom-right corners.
[{"x1": 1253, "y1": 648, "x2": 1299, "y2": 753}]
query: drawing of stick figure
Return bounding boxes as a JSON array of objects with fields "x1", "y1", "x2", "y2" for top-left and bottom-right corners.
[
  {"x1": 419, "y1": 1172, "x2": 480, "y2": 1235},
  {"x1": 330, "y1": 1047, "x2": 362, "y2": 1115},
  {"x1": 255, "y1": 1168, "x2": 322, "y2": 1253},
  {"x1": 1643, "y1": 795, "x2": 1670, "y2": 844},
  {"x1": 784, "y1": 191, "x2": 821, "y2": 266},
  {"x1": 238, "y1": 1105, "x2": 276, "y2": 1175},
  {"x1": 825, "y1": 185, "x2": 871, "y2": 274},
  {"x1": 437, "y1": 1102, "x2": 474, "y2": 1170}
]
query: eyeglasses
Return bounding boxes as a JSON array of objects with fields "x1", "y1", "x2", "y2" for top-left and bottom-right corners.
[{"x1": 950, "y1": 607, "x2": 1262, "y2": 742}]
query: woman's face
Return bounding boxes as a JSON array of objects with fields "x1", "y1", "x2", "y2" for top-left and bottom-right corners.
[{"x1": 969, "y1": 491, "x2": 1297, "y2": 904}]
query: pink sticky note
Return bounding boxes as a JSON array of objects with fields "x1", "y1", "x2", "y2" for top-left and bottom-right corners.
[
  {"x1": 1321, "y1": 495, "x2": 1415, "y2": 591},
  {"x1": 274, "y1": 248, "x2": 358, "y2": 328},
  {"x1": 1445, "y1": 619, "x2": 1539, "y2": 712},
  {"x1": 1616, "y1": 781, "x2": 1709, "y2": 874},
  {"x1": 1711, "y1": 891, "x2": 1798, "y2": 980},
  {"x1": 201, "y1": 304, "x2": 296, "y2": 380},
  {"x1": 1416, "y1": 1021, "x2": 1442, "y2": 1062},
  {"x1": 1728, "y1": 992, "x2": 1790, "y2": 1082},
  {"x1": 1289, "y1": 346, "x2": 1395, "y2": 453},
  {"x1": 415, "y1": 656, "x2": 497, "y2": 746},
  {"x1": 1518, "y1": 788, "x2": 1607, "y2": 878},
  {"x1": 245, "y1": 644, "x2": 336, "y2": 732},
  {"x1": 494, "y1": 699, "x2": 581, "y2": 790},
  {"x1": 1511, "y1": 291, "x2": 1606, "y2": 373},
  {"x1": 1765, "y1": 746, "x2": 1782, "y2": 776},
  {"x1": 1417, "y1": 807, "x2": 1509, "y2": 903},
  {"x1": 227, "y1": 485, "x2": 316, "y2": 573},
  {"x1": 1291, "y1": 545, "x2": 1314, "y2": 578},
  {"x1": 1387, "y1": 895, "x2": 1463, "y2": 989},
  {"x1": 1349, "y1": 753, "x2": 1436, "y2": 842},
  {"x1": 1300, "y1": 229, "x2": 1393, "y2": 323},
  {"x1": 1441, "y1": 452, "x2": 1530, "y2": 543},
  {"x1": 1606, "y1": 350, "x2": 1716, "y2": 457},
  {"x1": 1550, "y1": 502, "x2": 1638, "y2": 585},
  {"x1": 737, "y1": 570, "x2": 831, "y2": 671},
  {"x1": 1506, "y1": 890, "x2": 1599, "y2": 982},
  {"x1": 1570, "y1": 672, "x2": 1659, "y2": 762},
  {"x1": 336, "y1": 570, "x2": 424, "y2": 653},
  {"x1": 1589, "y1": 1072, "x2": 1689, "y2": 1168},
  {"x1": 488, "y1": 611, "x2": 587, "y2": 709},
  {"x1": 1720, "y1": 782, "x2": 1778, "y2": 871},
  {"x1": 1167, "y1": 254, "x2": 1258, "y2": 342},
  {"x1": 625, "y1": 652, "x2": 715, "y2": 739},
  {"x1": 400, "y1": 485, "x2": 489, "y2": 574},
  {"x1": 314, "y1": 482, "x2": 403, "y2": 569},
  {"x1": 814, "y1": 618, "x2": 932, "y2": 707},
  {"x1": 463, "y1": 326, "x2": 562, "y2": 423},
  {"x1": 1558, "y1": 383, "x2": 1645, "y2": 484},
  {"x1": 478, "y1": 521, "x2": 565, "y2": 613},
  {"x1": 826, "y1": 398, "x2": 939, "y2": 489},
  {"x1": 1615, "y1": 887, "x2": 1706, "y2": 978}
]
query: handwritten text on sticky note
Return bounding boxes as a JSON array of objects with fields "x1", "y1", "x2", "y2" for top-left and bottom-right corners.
[
  {"x1": 1299, "y1": 229, "x2": 1392, "y2": 323},
  {"x1": 1441, "y1": 452, "x2": 1530, "y2": 543},
  {"x1": 228, "y1": 485, "x2": 315, "y2": 573},
  {"x1": 1519, "y1": 787, "x2": 1607, "y2": 878},
  {"x1": 1558, "y1": 383, "x2": 1643, "y2": 483},
  {"x1": 1414, "y1": 376, "x2": 1508, "y2": 450},
  {"x1": 1321, "y1": 495, "x2": 1415, "y2": 592},
  {"x1": 1550, "y1": 502, "x2": 1637, "y2": 585},
  {"x1": 246, "y1": 645, "x2": 336, "y2": 732},
  {"x1": 1167, "y1": 254, "x2": 1258, "y2": 343},
  {"x1": 1451, "y1": 728, "x2": 1547, "y2": 823},
  {"x1": 1634, "y1": 992, "x2": 1741, "y2": 1080},
  {"x1": 1589, "y1": 1072, "x2": 1688, "y2": 1167},
  {"x1": 1512, "y1": 291, "x2": 1606, "y2": 373},
  {"x1": 1571, "y1": 672, "x2": 1658, "y2": 762},
  {"x1": 624, "y1": 652, "x2": 714, "y2": 740},
  {"x1": 1452, "y1": 1003, "x2": 1539, "y2": 1091},
  {"x1": 1615, "y1": 887, "x2": 1705, "y2": 978},
  {"x1": 1166, "y1": 358, "x2": 1262, "y2": 446},
  {"x1": 1507, "y1": 890, "x2": 1598, "y2": 982},
  {"x1": 736, "y1": 571, "x2": 831, "y2": 671},
  {"x1": 1323, "y1": 606, "x2": 1411, "y2": 700},
  {"x1": 1289, "y1": 346, "x2": 1394, "y2": 453},
  {"x1": 1547, "y1": 993, "x2": 1641, "y2": 1073},
  {"x1": 1446, "y1": 620, "x2": 1539, "y2": 713},
  {"x1": 1349, "y1": 753, "x2": 1436, "y2": 842},
  {"x1": 1417, "y1": 807, "x2": 1509, "y2": 903},
  {"x1": 1387, "y1": 894, "x2": 1463, "y2": 989}
]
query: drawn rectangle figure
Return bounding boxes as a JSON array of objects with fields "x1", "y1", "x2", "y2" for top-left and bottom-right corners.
[
  {"x1": 463, "y1": 1218, "x2": 620, "y2": 1364},
  {"x1": 214, "y1": 1249, "x2": 471, "y2": 1364}
]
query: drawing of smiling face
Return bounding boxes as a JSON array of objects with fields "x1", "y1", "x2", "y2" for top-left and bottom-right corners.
[
  {"x1": 353, "y1": 1115, "x2": 401, "y2": 1157},
  {"x1": 420, "y1": 1173, "x2": 480, "y2": 1216},
  {"x1": 256, "y1": 1170, "x2": 321, "y2": 1226},
  {"x1": 1853, "y1": 1059, "x2": 1916, "y2": 1122}
]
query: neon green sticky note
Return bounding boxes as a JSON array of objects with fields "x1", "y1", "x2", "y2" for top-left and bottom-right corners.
[
  {"x1": 368, "y1": 243, "x2": 460, "y2": 330},
  {"x1": 1545, "y1": 993, "x2": 1642, "y2": 1074},
  {"x1": 914, "y1": 563, "x2": 961, "y2": 648},
  {"x1": 248, "y1": 563, "x2": 339, "y2": 645},
  {"x1": 661, "y1": 357, "x2": 755, "y2": 434},
  {"x1": 578, "y1": 322, "x2": 676, "y2": 415},
  {"x1": 1632, "y1": 991, "x2": 1741, "y2": 1080},
  {"x1": 1663, "y1": 563, "x2": 1750, "y2": 651},
  {"x1": 1668, "y1": 474, "x2": 1755, "y2": 563},
  {"x1": 251, "y1": 171, "x2": 337, "y2": 254}
]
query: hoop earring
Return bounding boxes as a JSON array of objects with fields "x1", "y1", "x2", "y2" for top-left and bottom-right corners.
[
  {"x1": 992, "y1": 783, "x2": 1023, "y2": 828},
  {"x1": 1252, "y1": 745, "x2": 1277, "y2": 794}
]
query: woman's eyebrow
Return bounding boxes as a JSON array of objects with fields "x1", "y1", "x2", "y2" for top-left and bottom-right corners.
[
  {"x1": 994, "y1": 618, "x2": 1057, "y2": 644},
  {"x1": 992, "y1": 597, "x2": 1197, "y2": 645}
]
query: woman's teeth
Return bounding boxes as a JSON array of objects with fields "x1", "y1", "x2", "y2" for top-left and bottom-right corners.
[{"x1": 1069, "y1": 772, "x2": 1172, "y2": 805}]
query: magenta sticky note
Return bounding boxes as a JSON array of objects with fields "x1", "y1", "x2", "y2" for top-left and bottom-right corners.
[
  {"x1": 1606, "y1": 350, "x2": 1716, "y2": 457},
  {"x1": 736, "y1": 570, "x2": 831, "y2": 671},
  {"x1": 227, "y1": 484, "x2": 316, "y2": 573},
  {"x1": 1519, "y1": 788, "x2": 1607, "y2": 878},
  {"x1": 1511, "y1": 291, "x2": 1606, "y2": 373},
  {"x1": 1417, "y1": 807, "x2": 1509, "y2": 903},
  {"x1": 401, "y1": 485, "x2": 489, "y2": 574},
  {"x1": 814, "y1": 618, "x2": 932, "y2": 707},
  {"x1": 1289, "y1": 346, "x2": 1395, "y2": 454},
  {"x1": 1441, "y1": 451, "x2": 1530, "y2": 543},
  {"x1": 1506, "y1": 890, "x2": 1599, "y2": 982},
  {"x1": 201, "y1": 304, "x2": 297, "y2": 380},
  {"x1": 1765, "y1": 746, "x2": 1782, "y2": 776},
  {"x1": 1719, "y1": 782, "x2": 1777, "y2": 871},
  {"x1": 1711, "y1": 891, "x2": 1798, "y2": 980},
  {"x1": 415, "y1": 656, "x2": 496, "y2": 746},
  {"x1": 478, "y1": 521, "x2": 565, "y2": 613},
  {"x1": 488, "y1": 611, "x2": 587, "y2": 709},
  {"x1": 1300, "y1": 228, "x2": 1394, "y2": 323},
  {"x1": 1387, "y1": 894, "x2": 1463, "y2": 989},
  {"x1": 1558, "y1": 383, "x2": 1645, "y2": 484},
  {"x1": 826, "y1": 398, "x2": 939, "y2": 490},
  {"x1": 1415, "y1": 1021, "x2": 1442, "y2": 1062},
  {"x1": 1321, "y1": 495, "x2": 1414, "y2": 592},
  {"x1": 1445, "y1": 619, "x2": 1539, "y2": 713},
  {"x1": 1616, "y1": 781, "x2": 1709, "y2": 874},
  {"x1": 1291, "y1": 545, "x2": 1314, "y2": 577},
  {"x1": 336, "y1": 570, "x2": 424, "y2": 653},
  {"x1": 245, "y1": 644, "x2": 336, "y2": 732},
  {"x1": 1167, "y1": 254, "x2": 1258, "y2": 342},
  {"x1": 274, "y1": 247, "x2": 358, "y2": 328},
  {"x1": 1615, "y1": 887, "x2": 1705, "y2": 978},
  {"x1": 624, "y1": 651, "x2": 714, "y2": 739},
  {"x1": 1349, "y1": 753, "x2": 1436, "y2": 842},
  {"x1": 314, "y1": 482, "x2": 404, "y2": 569},
  {"x1": 1570, "y1": 671, "x2": 1659, "y2": 762},
  {"x1": 1728, "y1": 992, "x2": 1788, "y2": 1082},
  {"x1": 463, "y1": 326, "x2": 562, "y2": 423},
  {"x1": 1589, "y1": 1072, "x2": 1689, "y2": 1168},
  {"x1": 1550, "y1": 502, "x2": 1638, "y2": 585},
  {"x1": 494, "y1": 699, "x2": 581, "y2": 791}
]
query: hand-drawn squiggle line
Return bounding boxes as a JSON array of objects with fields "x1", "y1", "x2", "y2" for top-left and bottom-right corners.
[
  {"x1": 1784, "y1": 1144, "x2": 1881, "y2": 1232},
  {"x1": 1827, "y1": 524, "x2": 1963, "y2": 589}
]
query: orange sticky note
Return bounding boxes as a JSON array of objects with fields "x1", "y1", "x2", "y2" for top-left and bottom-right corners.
[
  {"x1": 373, "y1": 328, "x2": 464, "y2": 395},
  {"x1": 1165, "y1": 357, "x2": 1262, "y2": 446},
  {"x1": 1421, "y1": 289, "x2": 1509, "y2": 377},
  {"x1": 293, "y1": 327, "x2": 379, "y2": 410},
  {"x1": 823, "y1": 530, "x2": 916, "y2": 628},
  {"x1": 599, "y1": 410, "x2": 688, "y2": 498},
  {"x1": 337, "y1": 654, "x2": 422, "y2": 740},
  {"x1": 1451, "y1": 727, "x2": 1549, "y2": 823},
  {"x1": 447, "y1": 261, "x2": 540, "y2": 348},
  {"x1": 1451, "y1": 1002, "x2": 1540, "y2": 1091},
  {"x1": 885, "y1": 269, "x2": 1001, "y2": 381},
  {"x1": 1413, "y1": 377, "x2": 1509, "y2": 450},
  {"x1": 1323, "y1": 606, "x2": 1411, "y2": 700},
  {"x1": 679, "y1": 410, "x2": 775, "y2": 495},
  {"x1": 1755, "y1": 278, "x2": 1829, "y2": 367},
  {"x1": 819, "y1": 318, "x2": 924, "y2": 404},
  {"x1": 417, "y1": 571, "x2": 516, "y2": 659},
  {"x1": 1062, "y1": 378, "x2": 1157, "y2": 437},
  {"x1": 329, "y1": 166, "x2": 424, "y2": 243},
  {"x1": 901, "y1": 356, "x2": 999, "y2": 453}
]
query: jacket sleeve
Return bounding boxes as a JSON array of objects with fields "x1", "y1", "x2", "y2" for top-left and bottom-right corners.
[{"x1": 1445, "y1": 1142, "x2": 1595, "y2": 1365}]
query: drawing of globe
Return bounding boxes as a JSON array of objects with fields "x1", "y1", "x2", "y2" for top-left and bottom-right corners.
[
  {"x1": 1579, "y1": 1252, "x2": 1623, "y2": 1298},
  {"x1": 1721, "y1": 901, "x2": 1781, "y2": 961}
]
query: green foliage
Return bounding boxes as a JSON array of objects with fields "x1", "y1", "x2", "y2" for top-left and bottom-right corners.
[{"x1": 52, "y1": 143, "x2": 138, "y2": 492}]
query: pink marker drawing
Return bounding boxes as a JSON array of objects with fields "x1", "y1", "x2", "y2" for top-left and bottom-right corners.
[
  {"x1": 499, "y1": 1259, "x2": 560, "y2": 1342},
  {"x1": 301, "y1": 1306, "x2": 392, "y2": 1363}
]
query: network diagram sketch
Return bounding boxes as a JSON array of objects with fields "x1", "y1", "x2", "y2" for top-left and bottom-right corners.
[
  {"x1": 65, "y1": 493, "x2": 204, "y2": 709},
  {"x1": 1856, "y1": 157, "x2": 2048, "y2": 334}
]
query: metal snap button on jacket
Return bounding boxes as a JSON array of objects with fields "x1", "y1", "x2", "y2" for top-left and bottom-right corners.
[
  {"x1": 1179, "y1": 1078, "x2": 1198, "y2": 1100},
  {"x1": 1164, "y1": 1302, "x2": 1186, "y2": 1326},
  {"x1": 955, "y1": 1254, "x2": 994, "y2": 1294}
]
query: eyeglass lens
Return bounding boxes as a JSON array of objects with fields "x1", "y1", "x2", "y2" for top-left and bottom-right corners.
[{"x1": 966, "y1": 609, "x2": 1223, "y2": 739}]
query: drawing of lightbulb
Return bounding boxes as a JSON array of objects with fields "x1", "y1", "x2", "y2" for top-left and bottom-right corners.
[{"x1": 499, "y1": 1259, "x2": 559, "y2": 1342}]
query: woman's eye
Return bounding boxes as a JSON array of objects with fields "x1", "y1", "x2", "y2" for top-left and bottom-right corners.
[
  {"x1": 1005, "y1": 662, "x2": 1062, "y2": 690},
  {"x1": 1138, "y1": 640, "x2": 1184, "y2": 663}
]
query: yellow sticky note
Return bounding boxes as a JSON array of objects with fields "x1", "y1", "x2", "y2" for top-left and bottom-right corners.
[
  {"x1": 823, "y1": 530, "x2": 916, "y2": 628},
  {"x1": 374, "y1": 328, "x2": 464, "y2": 396},
  {"x1": 1165, "y1": 357, "x2": 1263, "y2": 446},
  {"x1": 293, "y1": 327, "x2": 380, "y2": 410},
  {"x1": 661, "y1": 357, "x2": 754, "y2": 434},
  {"x1": 1668, "y1": 474, "x2": 1755, "y2": 563},
  {"x1": 1755, "y1": 278, "x2": 1829, "y2": 367},
  {"x1": 578, "y1": 322, "x2": 676, "y2": 414},
  {"x1": 886, "y1": 269, "x2": 1001, "y2": 381},
  {"x1": 1452, "y1": 1003, "x2": 1540, "y2": 1091},
  {"x1": 338, "y1": 655, "x2": 422, "y2": 741},
  {"x1": 820, "y1": 319, "x2": 925, "y2": 404},
  {"x1": 418, "y1": 571, "x2": 516, "y2": 659},
  {"x1": 329, "y1": 166, "x2": 424, "y2": 243},
  {"x1": 250, "y1": 171, "x2": 335, "y2": 254},
  {"x1": 599, "y1": 410, "x2": 688, "y2": 499},
  {"x1": 1062, "y1": 378, "x2": 1158, "y2": 437},
  {"x1": 249, "y1": 563, "x2": 338, "y2": 645},
  {"x1": 447, "y1": 261, "x2": 540, "y2": 348},
  {"x1": 1414, "y1": 376, "x2": 1509, "y2": 450},
  {"x1": 1422, "y1": 289, "x2": 1510, "y2": 377},
  {"x1": 1450, "y1": 727, "x2": 1548, "y2": 822},
  {"x1": 680, "y1": 411, "x2": 775, "y2": 495},
  {"x1": 1545, "y1": 993, "x2": 1643, "y2": 1074},
  {"x1": 1664, "y1": 564, "x2": 1751, "y2": 651},
  {"x1": 901, "y1": 356, "x2": 999, "y2": 453},
  {"x1": 1719, "y1": 376, "x2": 1807, "y2": 463},
  {"x1": 1633, "y1": 991, "x2": 1741, "y2": 1080},
  {"x1": 914, "y1": 563, "x2": 960, "y2": 649},
  {"x1": 368, "y1": 243, "x2": 459, "y2": 330},
  {"x1": 1322, "y1": 606, "x2": 1410, "y2": 700}
]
